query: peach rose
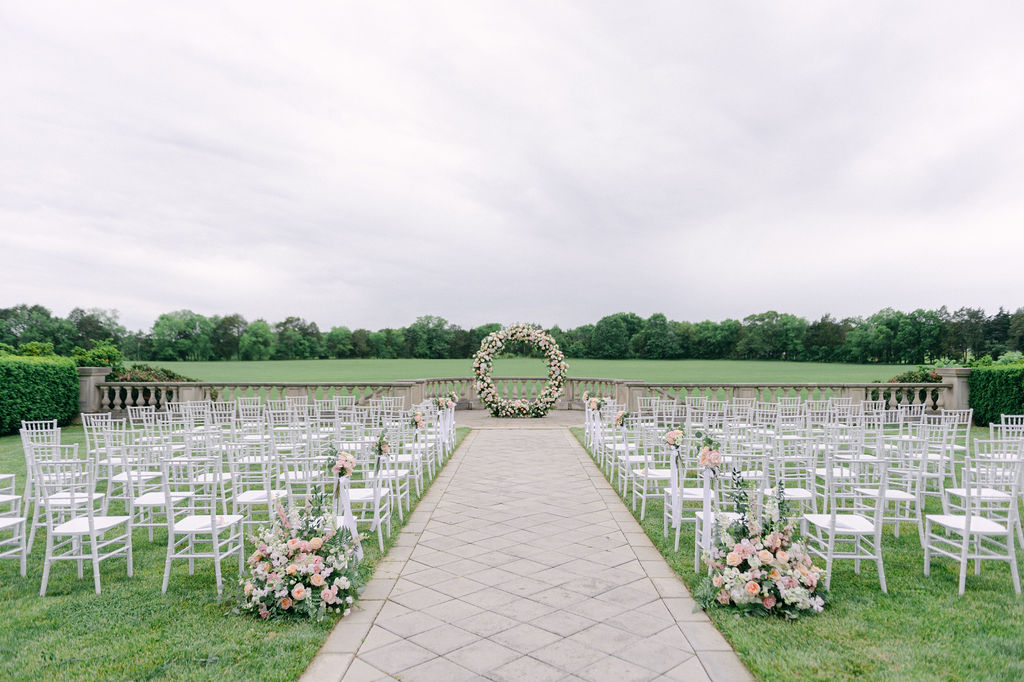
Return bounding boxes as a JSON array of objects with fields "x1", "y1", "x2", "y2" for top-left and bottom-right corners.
[
  {"x1": 712, "y1": 575, "x2": 724, "y2": 588},
  {"x1": 776, "y1": 550, "x2": 789, "y2": 563},
  {"x1": 310, "y1": 573, "x2": 325, "y2": 587},
  {"x1": 310, "y1": 537, "x2": 324, "y2": 551},
  {"x1": 243, "y1": 582, "x2": 254, "y2": 596},
  {"x1": 291, "y1": 583, "x2": 308, "y2": 601},
  {"x1": 744, "y1": 581, "x2": 760, "y2": 596},
  {"x1": 726, "y1": 552, "x2": 741, "y2": 566},
  {"x1": 279, "y1": 597, "x2": 293, "y2": 610},
  {"x1": 286, "y1": 564, "x2": 298, "y2": 575},
  {"x1": 757, "y1": 550, "x2": 773, "y2": 564}
]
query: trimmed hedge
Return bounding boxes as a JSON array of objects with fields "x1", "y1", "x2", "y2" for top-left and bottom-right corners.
[
  {"x1": 0, "y1": 355, "x2": 79, "y2": 435},
  {"x1": 968, "y1": 365, "x2": 1024, "y2": 426}
]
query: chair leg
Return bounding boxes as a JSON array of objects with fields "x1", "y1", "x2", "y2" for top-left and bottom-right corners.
[
  {"x1": 214, "y1": 535, "x2": 223, "y2": 597},
  {"x1": 238, "y1": 532, "x2": 245, "y2": 576},
  {"x1": 91, "y1": 534, "x2": 102, "y2": 595},
  {"x1": 19, "y1": 522, "x2": 27, "y2": 578},
  {"x1": 126, "y1": 526, "x2": 134, "y2": 578},
  {"x1": 958, "y1": 534, "x2": 970, "y2": 596},
  {"x1": 26, "y1": 501, "x2": 40, "y2": 555},
  {"x1": 162, "y1": 534, "x2": 174, "y2": 594},
  {"x1": 875, "y1": 541, "x2": 887, "y2": 594},
  {"x1": 923, "y1": 521, "x2": 931, "y2": 577},
  {"x1": 39, "y1": 531, "x2": 54, "y2": 597},
  {"x1": 1009, "y1": 533, "x2": 1021, "y2": 595}
]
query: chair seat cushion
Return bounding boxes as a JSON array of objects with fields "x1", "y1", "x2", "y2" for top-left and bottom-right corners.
[
  {"x1": 855, "y1": 487, "x2": 916, "y2": 502},
  {"x1": 803, "y1": 513, "x2": 874, "y2": 534},
  {"x1": 663, "y1": 487, "x2": 706, "y2": 501},
  {"x1": 235, "y1": 489, "x2": 287, "y2": 504},
  {"x1": 45, "y1": 491, "x2": 106, "y2": 507},
  {"x1": 111, "y1": 471, "x2": 160, "y2": 484},
  {"x1": 764, "y1": 487, "x2": 814, "y2": 501},
  {"x1": 134, "y1": 491, "x2": 192, "y2": 506},
  {"x1": 0, "y1": 517, "x2": 24, "y2": 531},
  {"x1": 944, "y1": 487, "x2": 1011, "y2": 501},
  {"x1": 633, "y1": 468, "x2": 671, "y2": 479},
  {"x1": 54, "y1": 515, "x2": 129, "y2": 535},
  {"x1": 926, "y1": 514, "x2": 1007, "y2": 535},
  {"x1": 349, "y1": 488, "x2": 383, "y2": 502},
  {"x1": 172, "y1": 514, "x2": 244, "y2": 533}
]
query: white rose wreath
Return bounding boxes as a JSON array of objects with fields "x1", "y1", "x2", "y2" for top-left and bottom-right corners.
[{"x1": 472, "y1": 324, "x2": 567, "y2": 418}]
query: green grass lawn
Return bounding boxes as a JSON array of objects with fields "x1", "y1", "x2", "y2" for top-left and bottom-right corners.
[
  {"x1": 571, "y1": 426, "x2": 1024, "y2": 681},
  {"x1": 141, "y1": 358, "x2": 911, "y2": 384},
  {"x1": 0, "y1": 426, "x2": 469, "y2": 681}
]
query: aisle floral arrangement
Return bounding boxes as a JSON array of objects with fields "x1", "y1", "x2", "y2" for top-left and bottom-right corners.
[
  {"x1": 434, "y1": 391, "x2": 458, "y2": 410},
  {"x1": 411, "y1": 411, "x2": 426, "y2": 430},
  {"x1": 664, "y1": 429, "x2": 723, "y2": 473},
  {"x1": 612, "y1": 410, "x2": 631, "y2": 427},
  {"x1": 472, "y1": 323, "x2": 567, "y2": 418},
  {"x1": 238, "y1": 487, "x2": 363, "y2": 622},
  {"x1": 694, "y1": 472, "x2": 827, "y2": 619},
  {"x1": 583, "y1": 391, "x2": 607, "y2": 411}
]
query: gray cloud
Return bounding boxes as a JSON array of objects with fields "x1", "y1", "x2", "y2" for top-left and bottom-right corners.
[{"x1": 2, "y1": 1, "x2": 1022, "y2": 332}]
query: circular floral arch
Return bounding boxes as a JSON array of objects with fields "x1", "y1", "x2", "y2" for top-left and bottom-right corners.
[{"x1": 473, "y1": 324, "x2": 568, "y2": 418}]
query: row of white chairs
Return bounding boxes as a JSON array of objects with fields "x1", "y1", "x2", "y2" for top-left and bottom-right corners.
[
  {"x1": 5, "y1": 399, "x2": 457, "y2": 597},
  {"x1": 588, "y1": 401, "x2": 1024, "y2": 596}
]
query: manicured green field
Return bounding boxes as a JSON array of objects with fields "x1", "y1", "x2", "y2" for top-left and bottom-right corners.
[
  {"x1": 0, "y1": 427, "x2": 469, "y2": 681},
  {"x1": 143, "y1": 359, "x2": 910, "y2": 384},
  {"x1": 572, "y1": 427, "x2": 1024, "y2": 681}
]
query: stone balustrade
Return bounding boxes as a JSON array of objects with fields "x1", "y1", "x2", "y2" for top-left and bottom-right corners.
[{"x1": 82, "y1": 369, "x2": 969, "y2": 415}]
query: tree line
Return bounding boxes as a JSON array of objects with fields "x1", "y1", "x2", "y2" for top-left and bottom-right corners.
[{"x1": 1, "y1": 304, "x2": 1022, "y2": 365}]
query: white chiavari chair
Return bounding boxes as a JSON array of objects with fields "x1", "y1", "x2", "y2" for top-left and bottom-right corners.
[
  {"x1": 924, "y1": 438, "x2": 1024, "y2": 596},
  {"x1": 35, "y1": 443, "x2": 132, "y2": 596}
]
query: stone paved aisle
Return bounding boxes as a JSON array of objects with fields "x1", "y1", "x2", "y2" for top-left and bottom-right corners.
[{"x1": 301, "y1": 419, "x2": 752, "y2": 682}]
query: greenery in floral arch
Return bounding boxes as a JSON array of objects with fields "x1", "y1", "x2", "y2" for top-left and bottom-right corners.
[{"x1": 473, "y1": 323, "x2": 567, "y2": 418}]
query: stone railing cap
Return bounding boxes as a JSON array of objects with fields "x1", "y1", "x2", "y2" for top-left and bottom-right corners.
[{"x1": 77, "y1": 366, "x2": 113, "y2": 377}]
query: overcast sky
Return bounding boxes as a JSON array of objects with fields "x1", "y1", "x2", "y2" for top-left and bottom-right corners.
[{"x1": 2, "y1": 2, "x2": 1023, "y2": 333}]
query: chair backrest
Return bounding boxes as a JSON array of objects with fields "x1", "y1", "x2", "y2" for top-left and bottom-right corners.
[
  {"x1": 127, "y1": 405, "x2": 157, "y2": 428},
  {"x1": 1001, "y1": 414, "x2": 1024, "y2": 426},
  {"x1": 964, "y1": 439, "x2": 1024, "y2": 520},
  {"x1": 210, "y1": 401, "x2": 237, "y2": 425},
  {"x1": 990, "y1": 422, "x2": 1024, "y2": 441},
  {"x1": 162, "y1": 452, "x2": 222, "y2": 520},
  {"x1": 20, "y1": 420, "x2": 61, "y2": 455},
  {"x1": 33, "y1": 443, "x2": 100, "y2": 515}
]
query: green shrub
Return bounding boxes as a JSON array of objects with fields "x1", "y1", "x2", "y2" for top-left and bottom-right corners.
[
  {"x1": 968, "y1": 366, "x2": 1024, "y2": 426},
  {"x1": 72, "y1": 339, "x2": 124, "y2": 374},
  {"x1": 878, "y1": 366, "x2": 942, "y2": 384},
  {"x1": 110, "y1": 364, "x2": 197, "y2": 382},
  {"x1": 0, "y1": 355, "x2": 79, "y2": 435}
]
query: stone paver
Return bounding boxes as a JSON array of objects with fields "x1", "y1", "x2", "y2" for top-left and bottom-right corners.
[{"x1": 300, "y1": 414, "x2": 752, "y2": 682}]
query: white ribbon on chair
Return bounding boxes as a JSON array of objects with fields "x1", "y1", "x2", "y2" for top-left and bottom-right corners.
[
  {"x1": 335, "y1": 475, "x2": 363, "y2": 562},
  {"x1": 701, "y1": 469, "x2": 713, "y2": 556},
  {"x1": 670, "y1": 451, "x2": 682, "y2": 533}
]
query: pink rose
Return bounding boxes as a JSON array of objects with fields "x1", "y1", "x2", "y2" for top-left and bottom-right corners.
[
  {"x1": 763, "y1": 595, "x2": 777, "y2": 609},
  {"x1": 291, "y1": 583, "x2": 308, "y2": 601},
  {"x1": 717, "y1": 590, "x2": 731, "y2": 605}
]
